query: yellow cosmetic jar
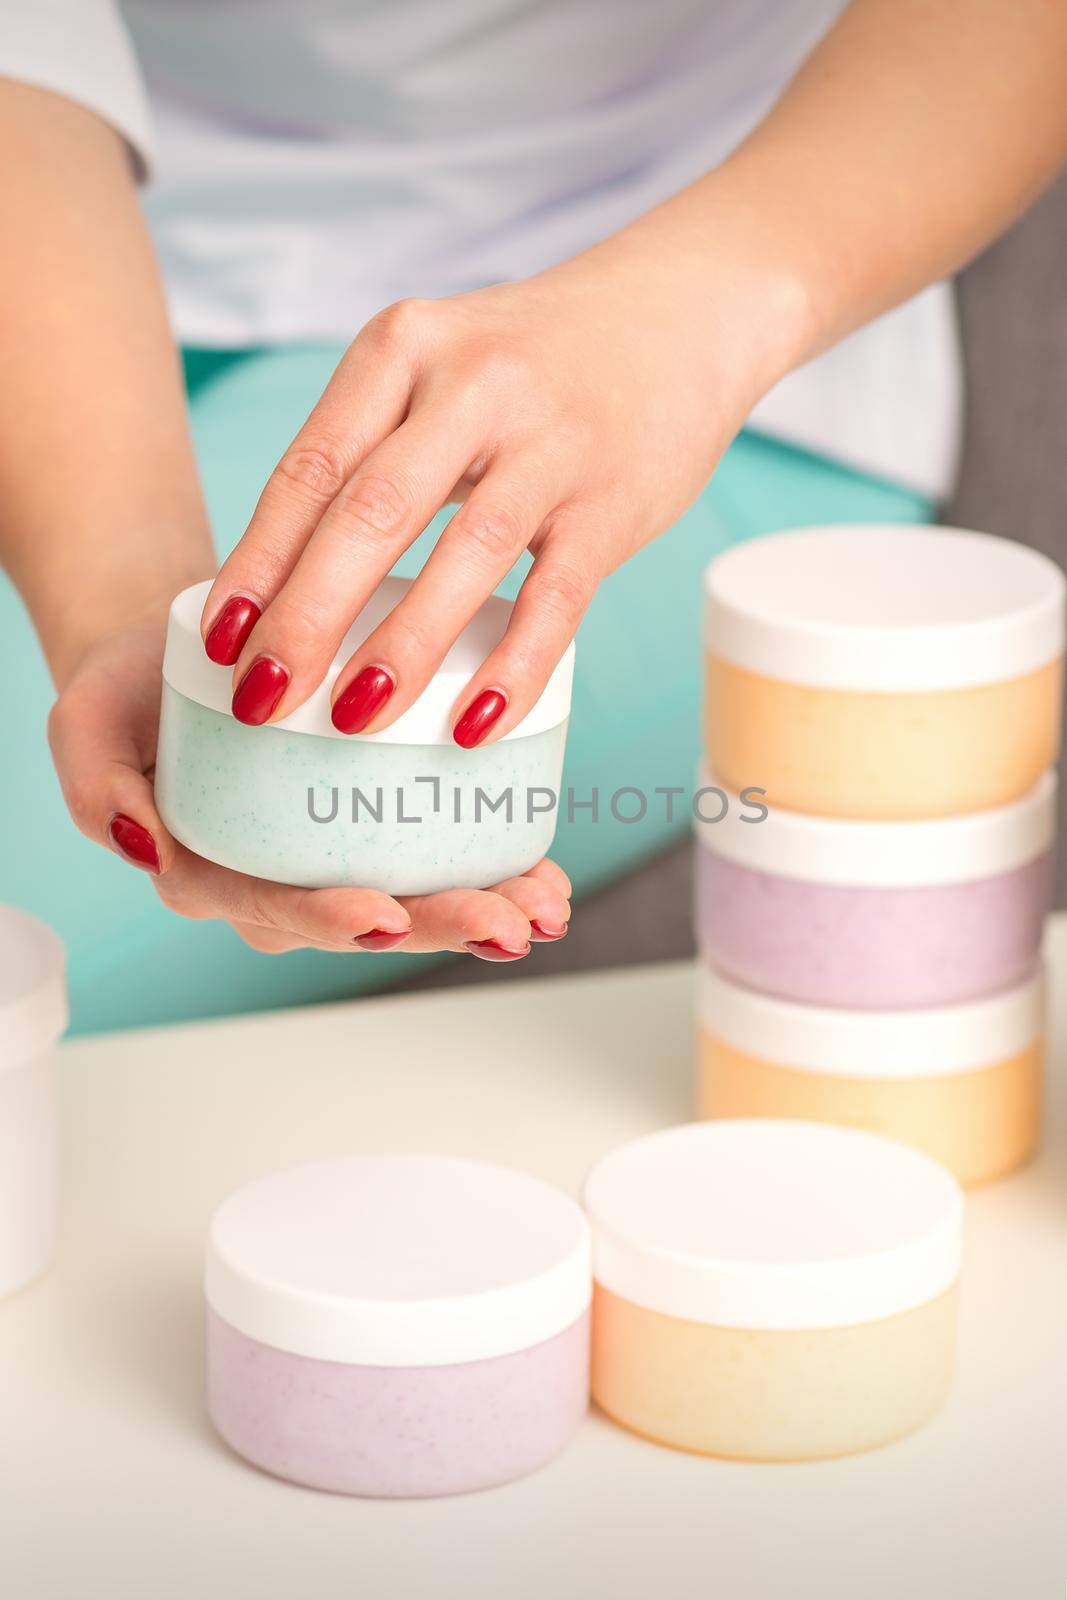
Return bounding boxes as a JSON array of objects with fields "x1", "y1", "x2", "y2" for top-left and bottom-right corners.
[
  {"x1": 704, "y1": 526, "x2": 1065, "y2": 819},
  {"x1": 586, "y1": 1120, "x2": 964, "y2": 1462},
  {"x1": 696, "y1": 967, "x2": 1044, "y2": 1187}
]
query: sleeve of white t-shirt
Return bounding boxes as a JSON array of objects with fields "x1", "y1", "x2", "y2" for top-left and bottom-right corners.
[{"x1": 0, "y1": 1, "x2": 154, "y2": 178}]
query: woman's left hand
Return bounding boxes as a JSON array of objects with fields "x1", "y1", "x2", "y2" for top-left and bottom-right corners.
[
  {"x1": 48, "y1": 616, "x2": 572, "y2": 961},
  {"x1": 200, "y1": 231, "x2": 804, "y2": 745}
]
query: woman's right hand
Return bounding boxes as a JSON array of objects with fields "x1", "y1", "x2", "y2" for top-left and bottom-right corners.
[
  {"x1": 0, "y1": 86, "x2": 567, "y2": 963},
  {"x1": 47, "y1": 617, "x2": 571, "y2": 960}
]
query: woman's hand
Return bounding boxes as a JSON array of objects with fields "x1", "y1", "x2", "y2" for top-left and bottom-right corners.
[
  {"x1": 204, "y1": 0, "x2": 1067, "y2": 749},
  {"x1": 202, "y1": 236, "x2": 806, "y2": 743},
  {"x1": 47, "y1": 619, "x2": 571, "y2": 959},
  {"x1": 0, "y1": 87, "x2": 569, "y2": 960}
]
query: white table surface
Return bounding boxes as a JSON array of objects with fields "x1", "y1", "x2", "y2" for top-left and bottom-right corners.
[{"x1": 3, "y1": 924, "x2": 1066, "y2": 1600}]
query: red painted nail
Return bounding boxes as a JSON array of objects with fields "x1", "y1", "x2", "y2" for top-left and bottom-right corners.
[
  {"x1": 332, "y1": 665, "x2": 396, "y2": 735},
  {"x1": 453, "y1": 689, "x2": 507, "y2": 748},
  {"x1": 205, "y1": 596, "x2": 261, "y2": 665},
  {"x1": 530, "y1": 920, "x2": 568, "y2": 942},
  {"x1": 465, "y1": 938, "x2": 530, "y2": 962},
  {"x1": 354, "y1": 928, "x2": 411, "y2": 951},
  {"x1": 232, "y1": 656, "x2": 289, "y2": 725},
  {"x1": 107, "y1": 813, "x2": 161, "y2": 874}
]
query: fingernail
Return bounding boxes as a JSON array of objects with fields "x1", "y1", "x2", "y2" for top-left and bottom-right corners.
[
  {"x1": 453, "y1": 689, "x2": 507, "y2": 749},
  {"x1": 530, "y1": 920, "x2": 568, "y2": 942},
  {"x1": 107, "y1": 813, "x2": 161, "y2": 874},
  {"x1": 205, "y1": 596, "x2": 261, "y2": 665},
  {"x1": 332, "y1": 665, "x2": 396, "y2": 735},
  {"x1": 354, "y1": 927, "x2": 411, "y2": 951},
  {"x1": 465, "y1": 938, "x2": 530, "y2": 962},
  {"x1": 232, "y1": 656, "x2": 289, "y2": 725}
]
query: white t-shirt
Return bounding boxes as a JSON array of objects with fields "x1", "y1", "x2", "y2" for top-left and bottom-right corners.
[{"x1": 1, "y1": 0, "x2": 961, "y2": 498}]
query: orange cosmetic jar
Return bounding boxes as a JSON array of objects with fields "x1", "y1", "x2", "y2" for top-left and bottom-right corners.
[
  {"x1": 704, "y1": 526, "x2": 1064, "y2": 820},
  {"x1": 696, "y1": 967, "x2": 1044, "y2": 1186},
  {"x1": 586, "y1": 1120, "x2": 963, "y2": 1461}
]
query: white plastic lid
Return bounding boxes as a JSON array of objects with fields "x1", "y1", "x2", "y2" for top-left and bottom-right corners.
[
  {"x1": 205, "y1": 1154, "x2": 592, "y2": 1367},
  {"x1": 704, "y1": 526, "x2": 1065, "y2": 691},
  {"x1": 164, "y1": 579, "x2": 574, "y2": 743},
  {"x1": 584, "y1": 1120, "x2": 963, "y2": 1331},
  {"x1": 694, "y1": 764, "x2": 1057, "y2": 887},
  {"x1": 0, "y1": 905, "x2": 67, "y2": 1070},
  {"x1": 698, "y1": 965, "x2": 1044, "y2": 1079}
]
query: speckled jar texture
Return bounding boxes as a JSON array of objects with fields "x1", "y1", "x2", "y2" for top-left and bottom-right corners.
[
  {"x1": 584, "y1": 1121, "x2": 963, "y2": 1463},
  {"x1": 695, "y1": 846, "x2": 1053, "y2": 1009},
  {"x1": 696, "y1": 1033, "x2": 1042, "y2": 1186},
  {"x1": 704, "y1": 658, "x2": 1063, "y2": 820},
  {"x1": 591, "y1": 1285, "x2": 956, "y2": 1462},
  {"x1": 207, "y1": 1308, "x2": 590, "y2": 1498},
  {"x1": 156, "y1": 685, "x2": 567, "y2": 893},
  {"x1": 703, "y1": 527, "x2": 1067, "y2": 817}
]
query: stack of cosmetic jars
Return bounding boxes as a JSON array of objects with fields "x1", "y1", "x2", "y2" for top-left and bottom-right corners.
[
  {"x1": 584, "y1": 525, "x2": 1063, "y2": 1467},
  {"x1": 695, "y1": 524, "x2": 1065, "y2": 1187}
]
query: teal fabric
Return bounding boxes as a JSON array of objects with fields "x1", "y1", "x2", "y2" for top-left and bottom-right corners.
[{"x1": 0, "y1": 343, "x2": 931, "y2": 1033}]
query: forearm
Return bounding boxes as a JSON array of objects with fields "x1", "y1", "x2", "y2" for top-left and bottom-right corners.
[
  {"x1": 583, "y1": 0, "x2": 1067, "y2": 391},
  {"x1": 0, "y1": 80, "x2": 213, "y2": 688}
]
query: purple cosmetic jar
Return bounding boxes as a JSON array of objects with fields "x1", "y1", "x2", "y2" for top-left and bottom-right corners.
[
  {"x1": 205, "y1": 1154, "x2": 591, "y2": 1498},
  {"x1": 695, "y1": 767, "x2": 1055, "y2": 1009}
]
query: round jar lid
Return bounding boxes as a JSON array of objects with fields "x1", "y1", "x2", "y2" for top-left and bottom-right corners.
[
  {"x1": 584, "y1": 1120, "x2": 963, "y2": 1331},
  {"x1": 698, "y1": 965, "x2": 1044, "y2": 1079},
  {"x1": 205, "y1": 1154, "x2": 591, "y2": 1366},
  {"x1": 704, "y1": 526, "x2": 1065, "y2": 691},
  {"x1": 164, "y1": 579, "x2": 574, "y2": 743},
  {"x1": 0, "y1": 905, "x2": 67, "y2": 1070},
  {"x1": 694, "y1": 765, "x2": 1057, "y2": 887}
]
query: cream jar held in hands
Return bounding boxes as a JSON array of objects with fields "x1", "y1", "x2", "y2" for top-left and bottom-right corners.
[{"x1": 156, "y1": 579, "x2": 573, "y2": 893}]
